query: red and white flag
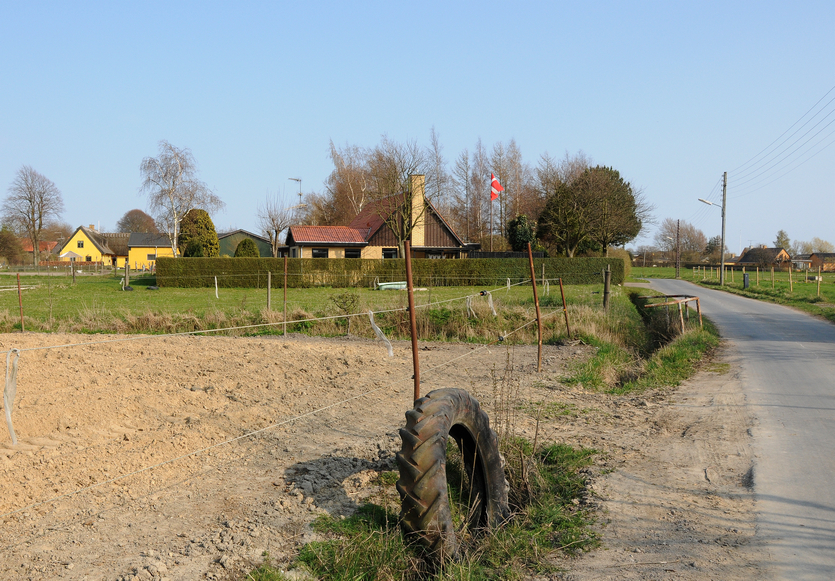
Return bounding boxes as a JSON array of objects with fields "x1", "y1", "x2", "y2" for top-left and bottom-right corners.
[{"x1": 491, "y1": 173, "x2": 503, "y2": 201}]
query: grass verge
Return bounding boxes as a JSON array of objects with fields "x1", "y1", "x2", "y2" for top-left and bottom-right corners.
[{"x1": 245, "y1": 439, "x2": 598, "y2": 581}]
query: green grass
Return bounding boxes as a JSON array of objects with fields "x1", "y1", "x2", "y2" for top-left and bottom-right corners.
[
  {"x1": 696, "y1": 270, "x2": 835, "y2": 324},
  {"x1": 0, "y1": 272, "x2": 602, "y2": 345},
  {"x1": 248, "y1": 439, "x2": 598, "y2": 581}
]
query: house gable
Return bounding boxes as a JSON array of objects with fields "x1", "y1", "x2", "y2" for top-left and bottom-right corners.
[
  {"x1": 737, "y1": 247, "x2": 790, "y2": 266},
  {"x1": 286, "y1": 175, "x2": 471, "y2": 258},
  {"x1": 218, "y1": 230, "x2": 272, "y2": 257}
]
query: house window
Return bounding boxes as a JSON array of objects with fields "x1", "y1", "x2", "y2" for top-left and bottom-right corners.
[
  {"x1": 85, "y1": 256, "x2": 92, "y2": 262},
  {"x1": 77, "y1": 240, "x2": 84, "y2": 249},
  {"x1": 312, "y1": 248, "x2": 328, "y2": 258},
  {"x1": 147, "y1": 253, "x2": 156, "y2": 261},
  {"x1": 382, "y1": 248, "x2": 398, "y2": 259},
  {"x1": 345, "y1": 249, "x2": 361, "y2": 259}
]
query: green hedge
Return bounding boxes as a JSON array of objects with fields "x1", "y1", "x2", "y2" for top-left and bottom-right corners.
[{"x1": 155, "y1": 257, "x2": 625, "y2": 288}]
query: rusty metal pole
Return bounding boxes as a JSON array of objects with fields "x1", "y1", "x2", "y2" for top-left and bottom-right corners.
[
  {"x1": 559, "y1": 277, "x2": 571, "y2": 339},
  {"x1": 16, "y1": 273, "x2": 24, "y2": 332},
  {"x1": 527, "y1": 243, "x2": 542, "y2": 372},
  {"x1": 404, "y1": 241, "x2": 421, "y2": 401}
]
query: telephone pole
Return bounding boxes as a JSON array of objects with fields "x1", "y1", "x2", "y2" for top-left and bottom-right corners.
[
  {"x1": 675, "y1": 219, "x2": 681, "y2": 279},
  {"x1": 720, "y1": 172, "x2": 727, "y2": 286}
]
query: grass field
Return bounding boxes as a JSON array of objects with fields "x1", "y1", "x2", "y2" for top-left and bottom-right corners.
[{"x1": 632, "y1": 265, "x2": 835, "y2": 324}]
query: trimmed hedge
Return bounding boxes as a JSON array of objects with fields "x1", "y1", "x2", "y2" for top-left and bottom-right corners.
[{"x1": 155, "y1": 257, "x2": 625, "y2": 288}]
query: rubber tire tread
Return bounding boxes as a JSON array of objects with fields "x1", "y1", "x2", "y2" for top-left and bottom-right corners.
[{"x1": 396, "y1": 388, "x2": 509, "y2": 559}]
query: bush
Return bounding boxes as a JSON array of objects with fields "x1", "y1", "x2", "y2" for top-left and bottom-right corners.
[
  {"x1": 234, "y1": 238, "x2": 260, "y2": 257},
  {"x1": 156, "y1": 256, "x2": 626, "y2": 288}
]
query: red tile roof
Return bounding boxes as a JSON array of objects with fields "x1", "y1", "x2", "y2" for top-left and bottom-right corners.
[
  {"x1": 348, "y1": 194, "x2": 406, "y2": 239},
  {"x1": 21, "y1": 239, "x2": 59, "y2": 253},
  {"x1": 288, "y1": 226, "x2": 369, "y2": 244}
]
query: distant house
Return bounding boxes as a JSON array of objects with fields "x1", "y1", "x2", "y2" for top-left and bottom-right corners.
[
  {"x1": 809, "y1": 253, "x2": 835, "y2": 272},
  {"x1": 128, "y1": 233, "x2": 175, "y2": 270},
  {"x1": 58, "y1": 225, "x2": 129, "y2": 266},
  {"x1": 218, "y1": 230, "x2": 272, "y2": 257},
  {"x1": 792, "y1": 254, "x2": 812, "y2": 271},
  {"x1": 22, "y1": 239, "x2": 59, "y2": 262},
  {"x1": 736, "y1": 246, "x2": 790, "y2": 268},
  {"x1": 285, "y1": 175, "x2": 475, "y2": 259}
]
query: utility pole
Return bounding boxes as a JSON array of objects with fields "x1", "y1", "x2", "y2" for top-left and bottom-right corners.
[
  {"x1": 675, "y1": 219, "x2": 681, "y2": 279},
  {"x1": 720, "y1": 172, "x2": 727, "y2": 286}
]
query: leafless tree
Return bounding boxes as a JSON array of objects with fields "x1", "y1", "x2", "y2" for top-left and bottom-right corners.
[
  {"x1": 426, "y1": 127, "x2": 450, "y2": 213},
  {"x1": 257, "y1": 195, "x2": 295, "y2": 257},
  {"x1": 470, "y1": 139, "x2": 490, "y2": 247},
  {"x1": 654, "y1": 218, "x2": 706, "y2": 262},
  {"x1": 451, "y1": 148, "x2": 472, "y2": 240},
  {"x1": 140, "y1": 141, "x2": 224, "y2": 255},
  {"x1": 3, "y1": 165, "x2": 64, "y2": 265},
  {"x1": 326, "y1": 140, "x2": 370, "y2": 223}
]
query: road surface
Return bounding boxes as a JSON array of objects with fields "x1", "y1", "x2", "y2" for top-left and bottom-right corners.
[{"x1": 650, "y1": 278, "x2": 835, "y2": 580}]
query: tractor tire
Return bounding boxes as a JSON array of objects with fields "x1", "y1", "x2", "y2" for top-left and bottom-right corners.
[{"x1": 396, "y1": 388, "x2": 509, "y2": 559}]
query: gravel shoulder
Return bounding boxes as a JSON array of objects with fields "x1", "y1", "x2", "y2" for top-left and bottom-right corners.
[{"x1": 0, "y1": 332, "x2": 767, "y2": 580}]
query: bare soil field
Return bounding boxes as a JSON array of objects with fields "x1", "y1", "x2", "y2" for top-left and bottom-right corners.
[{"x1": 0, "y1": 332, "x2": 768, "y2": 580}]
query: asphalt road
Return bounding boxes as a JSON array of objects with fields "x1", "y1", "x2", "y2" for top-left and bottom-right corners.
[{"x1": 649, "y1": 279, "x2": 835, "y2": 580}]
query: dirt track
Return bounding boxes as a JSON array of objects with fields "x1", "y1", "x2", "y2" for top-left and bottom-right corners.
[{"x1": 0, "y1": 332, "x2": 767, "y2": 580}]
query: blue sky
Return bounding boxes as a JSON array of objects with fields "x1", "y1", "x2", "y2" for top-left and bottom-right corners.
[{"x1": 2, "y1": 1, "x2": 833, "y2": 254}]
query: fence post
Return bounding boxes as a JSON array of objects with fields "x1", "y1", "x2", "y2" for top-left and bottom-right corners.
[
  {"x1": 818, "y1": 266, "x2": 822, "y2": 297},
  {"x1": 789, "y1": 264, "x2": 793, "y2": 292},
  {"x1": 603, "y1": 264, "x2": 611, "y2": 311},
  {"x1": 559, "y1": 278, "x2": 571, "y2": 338},
  {"x1": 16, "y1": 273, "x2": 24, "y2": 332},
  {"x1": 267, "y1": 271, "x2": 272, "y2": 310},
  {"x1": 527, "y1": 243, "x2": 542, "y2": 372},
  {"x1": 404, "y1": 241, "x2": 421, "y2": 401},
  {"x1": 771, "y1": 267, "x2": 775, "y2": 289}
]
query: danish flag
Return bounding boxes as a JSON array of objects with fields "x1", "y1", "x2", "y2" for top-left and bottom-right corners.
[{"x1": 491, "y1": 173, "x2": 503, "y2": 201}]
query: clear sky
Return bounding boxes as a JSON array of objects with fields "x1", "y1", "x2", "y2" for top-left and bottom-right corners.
[{"x1": 2, "y1": 1, "x2": 833, "y2": 254}]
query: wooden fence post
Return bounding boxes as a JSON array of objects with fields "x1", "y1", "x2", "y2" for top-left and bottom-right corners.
[{"x1": 527, "y1": 243, "x2": 542, "y2": 373}]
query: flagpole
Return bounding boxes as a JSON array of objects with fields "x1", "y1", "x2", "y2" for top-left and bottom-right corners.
[{"x1": 489, "y1": 172, "x2": 493, "y2": 252}]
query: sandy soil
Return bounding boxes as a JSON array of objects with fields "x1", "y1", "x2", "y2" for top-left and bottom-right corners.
[{"x1": 0, "y1": 332, "x2": 768, "y2": 580}]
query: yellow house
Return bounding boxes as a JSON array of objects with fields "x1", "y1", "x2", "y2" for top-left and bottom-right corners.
[
  {"x1": 59, "y1": 225, "x2": 129, "y2": 266},
  {"x1": 128, "y1": 233, "x2": 175, "y2": 271}
]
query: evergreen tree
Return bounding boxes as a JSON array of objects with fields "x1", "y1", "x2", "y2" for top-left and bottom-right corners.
[{"x1": 178, "y1": 209, "x2": 219, "y2": 257}]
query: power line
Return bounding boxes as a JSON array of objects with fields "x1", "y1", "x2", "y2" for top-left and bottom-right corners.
[{"x1": 729, "y1": 84, "x2": 835, "y2": 175}]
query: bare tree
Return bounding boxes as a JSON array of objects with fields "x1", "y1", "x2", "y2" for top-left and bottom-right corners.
[
  {"x1": 3, "y1": 165, "x2": 64, "y2": 265},
  {"x1": 451, "y1": 148, "x2": 472, "y2": 240},
  {"x1": 326, "y1": 140, "x2": 369, "y2": 223},
  {"x1": 654, "y1": 218, "x2": 707, "y2": 262},
  {"x1": 257, "y1": 195, "x2": 295, "y2": 257},
  {"x1": 470, "y1": 139, "x2": 490, "y2": 247},
  {"x1": 426, "y1": 127, "x2": 450, "y2": 213},
  {"x1": 140, "y1": 141, "x2": 224, "y2": 255}
]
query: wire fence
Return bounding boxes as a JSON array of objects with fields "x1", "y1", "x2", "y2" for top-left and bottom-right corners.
[{"x1": 0, "y1": 271, "x2": 571, "y2": 535}]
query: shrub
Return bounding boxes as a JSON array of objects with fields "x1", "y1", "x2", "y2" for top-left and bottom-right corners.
[{"x1": 234, "y1": 238, "x2": 260, "y2": 257}]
